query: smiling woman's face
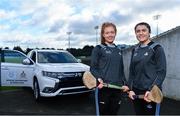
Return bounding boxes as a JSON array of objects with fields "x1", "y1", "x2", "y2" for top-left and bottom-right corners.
[
  {"x1": 135, "y1": 25, "x2": 150, "y2": 44},
  {"x1": 103, "y1": 26, "x2": 116, "y2": 44}
]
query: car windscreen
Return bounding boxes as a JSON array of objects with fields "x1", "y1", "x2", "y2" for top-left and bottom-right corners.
[{"x1": 37, "y1": 51, "x2": 78, "y2": 63}]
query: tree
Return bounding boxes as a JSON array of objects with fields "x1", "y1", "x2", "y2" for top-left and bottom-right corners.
[
  {"x1": 13, "y1": 46, "x2": 25, "y2": 53},
  {"x1": 25, "y1": 48, "x2": 33, "y2": 54},
  {"x1": 82, "y1": 45, "x2": 94, "y2": 56},
  {"x1": 4, "y1": 47, "x2": 9, "y2": 49}
]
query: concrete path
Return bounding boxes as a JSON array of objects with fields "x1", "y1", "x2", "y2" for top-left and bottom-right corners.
[{"x1": 0, "y1": 88, "x2": 180, "y2": 115}]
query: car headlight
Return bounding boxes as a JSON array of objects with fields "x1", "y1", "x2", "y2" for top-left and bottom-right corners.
[{"x1": 42, "y1": 71, "x2": 63, "y2": 78}]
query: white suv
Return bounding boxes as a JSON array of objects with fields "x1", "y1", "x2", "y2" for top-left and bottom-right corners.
[{"x1": 0, "y1": 49, "x2": 91, "y2": 101}]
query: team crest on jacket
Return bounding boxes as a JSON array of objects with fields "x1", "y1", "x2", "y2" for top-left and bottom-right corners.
[
  {"x1": 134, "y1": 52, "x2": 137, "y2": 57},
  {"x1": 144, "y1": 52, "x2": 148, "y2": 56}
]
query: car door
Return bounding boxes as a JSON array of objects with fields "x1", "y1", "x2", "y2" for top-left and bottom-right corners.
[{"x1": 0, "y1": 50, "x2": 34, "y2": 87}]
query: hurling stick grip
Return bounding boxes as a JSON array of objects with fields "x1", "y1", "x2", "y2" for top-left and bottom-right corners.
[
  {"x1": 133, "y1": 95, "x2": 144, "y2": 99},
  {"x1": 103, "y1": 83, "x2": 123, "y2": 90}
]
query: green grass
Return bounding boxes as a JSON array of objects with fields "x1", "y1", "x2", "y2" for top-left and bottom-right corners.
[
  {"x1": 0, "y1": 86, "x2": 18, "y2": 91},
  {"x1": 5, "y1": 57, "x2": 24, "y2": 63}
]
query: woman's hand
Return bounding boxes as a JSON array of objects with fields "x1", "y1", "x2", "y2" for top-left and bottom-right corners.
[
  {"x1": 128, "y1": 91, "x2": 136, "y2": 100},
  {"x1": 144, "y1": 91, "x2": 152, "y2": 102},
  {"x1": 122, "y1": 85, "x2": 129, "y2": 92},
  {"x1": 97, "y1": 78, "x2": 104, "y2": 89}
]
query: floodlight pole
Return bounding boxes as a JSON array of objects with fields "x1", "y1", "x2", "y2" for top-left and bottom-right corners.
[
  {"x1": 67, "y1": 32, "x2": 72, "y2": 49},
  {"x1": 94, "y1": 26, "x2": 99, "y2": 45},
  {"x1": 153, "y1": 14, "x2": 161, "y2": 38}
]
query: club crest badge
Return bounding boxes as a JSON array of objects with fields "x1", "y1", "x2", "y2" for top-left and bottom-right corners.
[
  {"x1": 144, "y1": 52, "x2": 148, "y2": 56},
  {"x1": 20, "y1": 71, "x2": 26, "y2": 79}
]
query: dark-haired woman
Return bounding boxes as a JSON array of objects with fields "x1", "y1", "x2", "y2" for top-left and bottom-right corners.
[{"x1": 128, "y1": 22, "x2": 166, "y2": 115}]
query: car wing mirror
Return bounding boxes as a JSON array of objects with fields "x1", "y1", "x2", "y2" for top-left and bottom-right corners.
[
  {"x1": 77, "y1": 59, "x2": 82, "y2": 63},
  {"x1": 22, "y1": 58, "x2": 31, "y2": 65}
]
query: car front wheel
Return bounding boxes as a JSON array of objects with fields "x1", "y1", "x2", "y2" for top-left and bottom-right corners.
[{"x1": 33, "y1": 78, "x2": 41, "y2": 101}]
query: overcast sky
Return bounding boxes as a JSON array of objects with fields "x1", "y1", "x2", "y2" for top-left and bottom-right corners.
[{"x1": 0, "y1": 0, "x2": 180, "y2": 49}]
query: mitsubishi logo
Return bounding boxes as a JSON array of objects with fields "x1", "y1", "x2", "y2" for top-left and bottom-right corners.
[{"x1": 75, "y1": 72, "x2": 82, "y2": 77}]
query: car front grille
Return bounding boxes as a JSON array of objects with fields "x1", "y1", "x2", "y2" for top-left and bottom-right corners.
[{"x1": 57, "y1": 72, "x2": 85, "y2": 88}]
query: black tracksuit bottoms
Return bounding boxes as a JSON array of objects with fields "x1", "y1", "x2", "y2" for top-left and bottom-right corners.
[
  {"x1": 132, "y1": 87, "x2": 157, "y2": 115},
  {"x1": 98, "y1": 88, "x2": 122, "y2": 115}
]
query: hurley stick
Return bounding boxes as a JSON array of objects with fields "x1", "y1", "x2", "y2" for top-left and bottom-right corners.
[
  {"x1": 83, "y1": 71, "x2": 123, "y2": 90},
  {"x1": 133, "y1": 85, "x2": 163, "y2": 103}
]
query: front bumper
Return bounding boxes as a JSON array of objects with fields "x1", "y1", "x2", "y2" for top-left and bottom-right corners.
[
  {"x1": 40, "y1": 86, "x2": 92, "y2": 97},
  {"x1": 39, "y1": 71, "x2": 92, "y2": 97}
]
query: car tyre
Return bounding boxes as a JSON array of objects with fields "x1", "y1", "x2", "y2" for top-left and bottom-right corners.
[{"x1": 33, "y1": 78, "x2": 42, "y2": 101}]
